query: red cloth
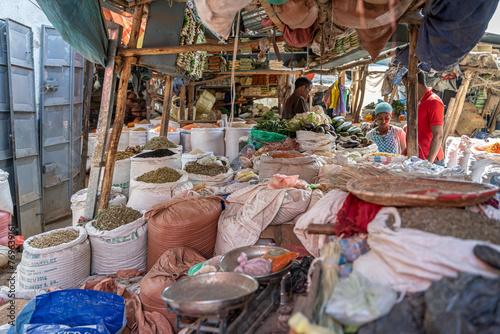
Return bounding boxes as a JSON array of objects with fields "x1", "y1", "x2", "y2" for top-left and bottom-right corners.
[
  {"x1": 261, "y1": 17, "x2": 316, "y2": 48},
  {"x1": 334, "y1": 193, "x2": 383, "y2": 238}
]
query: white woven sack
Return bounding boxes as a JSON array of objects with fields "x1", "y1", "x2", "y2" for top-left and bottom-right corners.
[
  {"x1": 87, "y1": 134, "x2": 97, "y2": 157},
  {"x1": 225, "y1": 127, "x2": 252, "y2": 162},
  {"x1": 108, "y1": 129, "x2": 129, "y2": 151},
  {"x1": 129, "y1": 131, "x2": 147, "y2": 146},
  {"x1": 187, "y1": 169, "x2": 234, "y2": 187},
  {"x1": 130, "y1": 151, "x2": 182, "y2": 184},
  {"x1": 99, "y1": 158, "x2": 131, "y2": 197},
  {"x1": 336, "y1": 143, "x2": 378, "y2": 157},
  {"x1": 258, "y1": 155, "x2": 321, "y2": 184},
  {"x1": 86, "y1": 216, "x2": 148, "y2": 275},
  {"x1": 296, "y1": 130, "x2": 336, "y2": 152},
  {"x1": 18, "y1": 227, "x2": 90, "y2": 290},
  {"x1": 191, "y1": 128, "x2": 225, "y2": 156},
  {"x1": 270, "y1": 188, "x2": 312, "y2": 225},
  {"x1": 181, "y1": 131, "x2": 192, "y2": 153},
  {"x1": 194, "y1": 0, "x2": 252, "y2": 39},
  {"x1": 70, "y1": 187, "x2": 126, "y2": 227},
  {"x1": 0, "y1": 169, "x2": 13, "y2": 215},
  {"x1": 127, "y1": 171, "x2": 192, "y2": 211},
  {"x1": 181, "y1": 152, "x2": 213, "y2": 169}
]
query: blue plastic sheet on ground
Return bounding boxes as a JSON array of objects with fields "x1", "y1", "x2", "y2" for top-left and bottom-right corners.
[
  {"x1": 36, "y1": 0, "x2": 108, "y2": 66},
  {"x1": 417, "y1": 0, "x2": 499, "y2": 72},
  {"x1": 12, "y1": 290, "x2": 126, "y2": 334}
]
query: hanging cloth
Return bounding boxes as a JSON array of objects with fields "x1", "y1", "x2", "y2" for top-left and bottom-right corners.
[
  {"x1": 329, "y1": 80, "x2": 340, "y2": 109},
  {"x1": 372, "y1": 127, "x2": 398, "y2": 154}
]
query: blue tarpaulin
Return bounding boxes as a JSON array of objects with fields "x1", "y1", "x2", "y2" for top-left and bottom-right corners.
[
  {"x1": 36, "y1": 0, "x2": 109, "y2": 66},
  {"x1": 417, "y1": 0, "x2": 499, "y2": 72}
]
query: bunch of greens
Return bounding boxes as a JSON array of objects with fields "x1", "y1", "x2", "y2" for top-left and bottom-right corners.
[
  {"x1": 391, "y1": 100, "x2": 405, "y2": 117},
  {"x1": 255, "y1": 111, "x2": 290, "y2": 136}
]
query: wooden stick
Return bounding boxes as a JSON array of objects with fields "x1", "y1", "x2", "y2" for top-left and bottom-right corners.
[
  {"x1": 388, "y1": 85, "x2": 398, "y2": 104},
  {"x1": 80, "y1": 60, "x2": 95, "y2": 189},
  {"x1": 160, "y1": 76, "x2": 174, "y2": 136},
  {"x1": 306, "y1": 224, "x2": 336, "y2": 235},
  {"x1": 406, "y1": 24, "x2": 419, "y2": 158},
  {"x1": 447, "y1": 71, "x2": 474, "y2": 139},
  {"x1": 308, "y1": 52, "x2": 393, "y2": 75},
  {"x1": 353, "y1": 65, "x2": 368, "y2": 123},
  {"x1": 179, "y1": 86, "x2": 186, "y2": 121},
  {"x1": 442, "y1": 97, "x2": 457, "y2": 147},
  {"x1": 188, "y1": 84, "x2": 195, "y2": 121},
  {"x1": 118, "y1": 36, "x2": 286, "y2": 57},
  {"x1": 99, "y1": 4, "x2": 143, "y2": 212}
]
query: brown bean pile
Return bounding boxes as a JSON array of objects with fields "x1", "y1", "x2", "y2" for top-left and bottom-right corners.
[
  {"x1": 30, "y1": 230, "x2": 79, "y2": 249},
  {"x1": 143, "y1": 136, "x2": 177, "y2": 150},
  {"x1": 185, "y1": 162, "x2": 229, "y2": 176},
  {"x1": 115, "y1": 151, "x2": 135, "y2": 161},
  {"x1": 125, "y1": 146, "x2": 143, "y2": 154},
  {"x1": 137, "y1": 167, "x2": 182, "y2": 183},
  {"x1": 93, "y1": 205, "x2": 142, "y2": 231}
]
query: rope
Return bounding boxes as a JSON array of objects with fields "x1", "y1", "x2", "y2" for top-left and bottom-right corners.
[{"x1": 225, "y1": 11, "x2": 241, "y2": 141}]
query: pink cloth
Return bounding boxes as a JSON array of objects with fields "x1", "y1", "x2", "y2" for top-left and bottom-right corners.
[{"x1": 268, "y1": 174, "x2": 299, "y2": 190}]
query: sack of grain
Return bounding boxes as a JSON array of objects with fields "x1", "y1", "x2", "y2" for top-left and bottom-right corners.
[
  {"x1": 225, "y1": 127, "x2": 252, "y2": 162},
  {"x1": 130, "y1": 150, "x2": 182, "y2": 184},
  {"x1": 0, "y1": 211, "x2": 11, "y2": 247},
  {"x1": 99, "y1": 158, "x2": 132, "y2": 197},
  {"x1": 191, "y1": 128, "x2": 225, "y2": 156},
  {"x1": 0, "y1": 169, "x2": 13, "y2": 215},
  {"x1": 129, "y1": 130, "x2": 148, "y2": 146},
  {"x1": 258, "y1": 154, "x2": 321, "y2": 184},
  {"x1": 296, "y1": 130, "x2": 336, "y2": 153},
  {"x1": 181, "y1": 151, "x2": 213, "y2": 169},
  {"x1": 127, "y1": 170, "x2": 192, "y2": 211},
  {"x1": 145, "y1": 196, "x2": 223, "y2": 270},
  {"x1": 180, "y1": 130, "x2": 192, "y2": 153},
  {"x1": 17, "y1": 227, "x2": 90, "y2": 290},
  {"x1": 70, "y1": 187, "x2": 127, "y2": 227},
  {"x1": 86, "y1": 211, "x2": 148, "y2": 275}
]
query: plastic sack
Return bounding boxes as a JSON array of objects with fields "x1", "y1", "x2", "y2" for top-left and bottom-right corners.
[
  {"x1": 0, "y1": 169, "x2": 13, "y2": 215},
  {"x1": 247, "y1": 128, "x2": 287, "y2": 150},
  {"x1": 259, "y1": 155, "x2": 321, "y2": 184},
  {"x1": 296, "y1": 130, "x2": 336, "y2": 153},
  {"x1": 14, "y1": 289, "x2": 126, "y2": 334},
  {"x1": 326, "y1": 271, "x2": 398, "y2": 326},
  {"x1": 262, "y1": 248, "x2": 298, "y2": 273},
  {"x1": 268, "y1": 174, "x2": 299, "y2": 190}
]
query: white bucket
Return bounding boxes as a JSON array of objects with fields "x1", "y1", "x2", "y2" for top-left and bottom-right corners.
[{"x1": 190, "y1": 128, "x2": 225, "y2": 156}]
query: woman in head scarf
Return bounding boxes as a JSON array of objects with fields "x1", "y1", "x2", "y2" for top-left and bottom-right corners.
[{"x1": 366, "y1": 102, "x2": 406, "y2": 155}]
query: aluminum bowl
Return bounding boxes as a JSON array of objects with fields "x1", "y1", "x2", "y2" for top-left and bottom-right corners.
[
  {"x1": 219, "y1": 245, "x2": 294, "y2": 283},
  {"x1": 161, "y1": 272, "x2": 258, "y2": 315}
]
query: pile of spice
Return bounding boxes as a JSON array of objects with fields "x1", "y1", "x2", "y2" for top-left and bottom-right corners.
[
  {"x1": 182, "y1": 124, "x2": 199, "y2": 130},
  {"x1": 398, "y1": 207, "x2": 499, "y2": 244},
  {"x1": 185, "y1": 161, "x2": 229, "y2": 176},
  {"x1": 193, "y1": 123, "x2": 219, "y2": 128},
  {"x1": 125, "y1": 146, "x2": 142, "y2": 154},
  {"x1": 144, "y1": 136, "x2": 177, "y2": 150},
  {"x1": 134, "y1": 149, "x2": 176, "y2": 158},
  {"x1": 189, "y1": 148, "x2": 206, "y2": 155},
  {"x1": 486, "y1": 142, "x2": 500, "y2": 154},
  {"x1": 93, "y1": 205, "x2": 142, "y2": 231},
  {"x1": 137, "y1": 167, "x2": 181, "y2": 183},
  {"x1": 115, "y1": 151, "x2": 135, "y2": 161},
  {"x1": 271, "y1": 152, "x2": 303, "y2": 159},
  {"x1": 313, "y1": 151, "x2": 335, "y2": 157},
  {"x1": 30, "y1": 229, "x2": 79, "y2": 249},
  {"x1": 138, "y1": 119, "x2": 151, "y2": 125},
  {"x1": 153, "y1": 126, "x2": 178, "y2": 133},
  {"x1": 230, "y1": 123, "x2": 252, "y2": 128},
  {"x1": 133, "y1": 127, "x2": 147, "y2": 132}
]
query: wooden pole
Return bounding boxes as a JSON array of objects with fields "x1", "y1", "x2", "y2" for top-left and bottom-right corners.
[
  {"x1": 406, "y1": 24, "x2": 419, "y2": 158},
  {"x1": 353, "y1": 65, "x2": 368, "y2": 123},
  {"x1": 118, "y1": 36, "x2": 285, "y2": 57},
  {"x1": 99, "y1": 4, "x2": 144, "y2": 212},
  {"x1": 80, "y1": 60, "x2": 95, "y2": 189},
  {"x1": 188, "y1": 84, "x2": 195, "y2": 121},
  {"x1": 160, "y1": 76, "x2": 174, "y2": 136},
  {"x1": 388, "y1": 85, "x2": 398, "y2": 104},
  {"x1": 179, "y1": 86, "x2": 186, "y2": 121}
]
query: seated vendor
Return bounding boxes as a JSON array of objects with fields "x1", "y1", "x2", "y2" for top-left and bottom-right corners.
[{"x1": 366, "y1": 102, "x2": 406, "y2": 155}]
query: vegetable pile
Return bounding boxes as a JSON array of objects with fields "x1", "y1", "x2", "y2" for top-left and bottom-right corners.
[
  {"x1": 288, "y1": 111, "x2": 332, "y2": 132},
  {"x1": 254, "y1": 111, "x2": 290, "y2": 136}
]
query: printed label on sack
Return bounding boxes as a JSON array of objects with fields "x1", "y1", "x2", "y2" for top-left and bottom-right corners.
[
  {"x1": 101, "y1": 230, "x2": 140, "y2": 244},
  {"x1": 113, "y1": 182, "x2": 129, "y2": 190}
]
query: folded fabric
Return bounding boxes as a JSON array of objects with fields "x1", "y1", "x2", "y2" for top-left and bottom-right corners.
[{"x1": 334, "y1": 193, "x2": 383, "y2": 238}]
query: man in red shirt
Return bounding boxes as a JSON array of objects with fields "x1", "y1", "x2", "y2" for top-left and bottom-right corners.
[{"x1": 402, "y1": 71, "x2": 444, "y2": 163}]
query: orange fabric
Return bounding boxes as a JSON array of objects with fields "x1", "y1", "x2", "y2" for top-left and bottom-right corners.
[
  {"x1": 140, "y1": 247, "x2": 206, "y2": 323},
  {"x1": 262, "y1": 249, "x2": 299, "y2": 273},
  {"x1": 81, "y1": 277, "x2": 174, "y2": 334}
]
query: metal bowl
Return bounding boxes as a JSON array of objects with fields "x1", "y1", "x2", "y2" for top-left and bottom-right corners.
[
  {"x1": 161, "y1": 272, "x2": 258, "y2": 315},
  {"x1": 220, "y1": 245, "x2": 294, "y2": 283}
]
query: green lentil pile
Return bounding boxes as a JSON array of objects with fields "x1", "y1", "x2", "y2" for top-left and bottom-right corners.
[
  {"x1": 143, "y1": 136, "x2": 177, "y2": 150},
  {"x1": 30, "y1": 230, "x2": 79, "y2": 249},
  {"x1": 185, "y1": 162, "x2": 229, "y2": 176},
  {"x1": 93, "y1": 205, "x2": 142, "y2": 231},
  {"x1": 137, "y1": 167, "x2": 182, "y2": 183}
]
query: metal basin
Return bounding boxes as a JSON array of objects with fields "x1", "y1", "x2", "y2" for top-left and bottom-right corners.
[
  {"x1": 220, "y1": 245, "x2": 294, "y2": 283},
  {"x1": 161, "y1": 272, "x2": 258, "y2": 315}
]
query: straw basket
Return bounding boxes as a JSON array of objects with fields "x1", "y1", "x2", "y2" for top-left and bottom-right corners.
[{"x1": 347, "y1": 176, "x2": 499, "y2": 207}]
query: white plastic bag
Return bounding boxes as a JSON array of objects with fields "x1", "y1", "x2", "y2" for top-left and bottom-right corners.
[
  {"x1": 130, "y1": 151, "x2": 182, "y2": 183},
  {"x1": 296, "y1": 130, "x2": 336, "y2": 152},
  {"x1": 353, "y1": 207, "x2": 500, "y2": 293},
  {"x1": 0, "y1": 169, "x2": 13, "y2": 215},
  {"x1": 259, "y1": 155, "x2": 321, "y2": 184},
  {"x1": 18, "y1": 227, "x2": 91, "y2": 290},
  {"x1": 190, "y1": 128, "x2": 225, "y2": 156},
  {"x1": 444, "y1": 136, "x2": 461, "y2": 168},
  {"x1": 325, "y1": 271, "x2": 398, "y2": 326},
  {"x1": 127, "y1": 171, "x2": 192, "y2": 211},
  {"x1": 86, "y1": 216, "x2": 148, "y2": 275},
  {"x1": 181, "y1": 130, "x2": 192, "y2": 153}
]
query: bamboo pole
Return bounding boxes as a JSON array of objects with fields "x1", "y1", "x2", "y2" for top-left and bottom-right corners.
[
  {"x1": 406, "y1": 24, "x2": 419, "y2": 158},
  {"x1": 80, "y1": 60, "x2": 95, "y2": 189},
  {"x1": 99, "y1": 4, "x2": 144, "y2": 211},
  {"x1": 160, "y1": 75, "x2": 174, "y2": 136},
  {"x1": 118, "y1": 36, "x2": 286, "y2": 57}
]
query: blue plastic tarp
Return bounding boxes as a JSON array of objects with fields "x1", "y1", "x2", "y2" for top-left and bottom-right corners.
[
  {"x1": 11, "y1": 290, "x2": 126, "y2": 334},
  {"x1": 36, "y1": 0, "x2": 109, "y2": 66},
  {"x1": 417, "y1": 0, "x2": 500, "y2": 72}
]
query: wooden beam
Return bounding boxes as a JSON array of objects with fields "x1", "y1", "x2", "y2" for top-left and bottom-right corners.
[
  {"x1": 84, "y1": 26, "x2": 122, "y2": 220},
  {"x1": 188, "y1": 84, "x2": 195, "y2": 121},
  {"x1": 443, "y1": 71, "x2": 474, "y2": 144},
  {"x1": 217, "y1": 70, "x2": 303, "y2": 75},
  {"x1": 189, "y1": 75, "x2": 230, "y2": 87},
  {"x1": 179, "y1": 86, "x2": 186, "y2": 121},
  {"x1": 308, "y1": 52, "x2": 393, "y2": 75},
  {"x1": 99, "y1": 4, "x2": 144, "y2": 212},
  {"x1": 406, "y1": 24, "x2": 419, "y2": 158},
  {"x1": 118, "y1": 36, "x2": 286, "y2": 57},
  {"x1": 353, "y1": 65, "x2": 368, "y2": 123},
  {"x1": 80, "y1": 60, "x2": 95, "y2": 189},
  {"x1": 160, "y1": 76, "x2": 174, "y2": 136},
  {"x1": 388, "y1": 85, "x2": 398, "y2": 104}
]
